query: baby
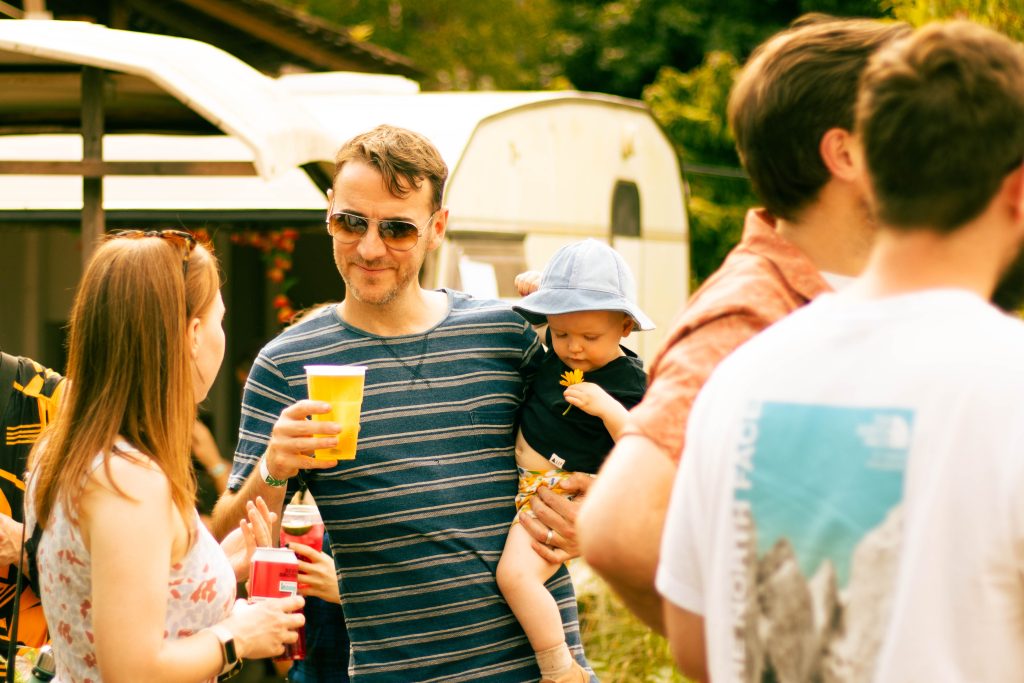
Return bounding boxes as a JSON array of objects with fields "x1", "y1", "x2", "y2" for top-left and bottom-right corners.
[{"x1": 497, "y1": 239, "x2": 652, "y2": 683}]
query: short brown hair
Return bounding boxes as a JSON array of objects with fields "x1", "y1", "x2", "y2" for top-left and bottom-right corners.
[
  {"x1": 729, "y1": 17, "x2": 910, "y2": 220},
  {"x1": 334, "y1": 124, "x2": 449, "y2": 211},
  {"x1": 857, "y1": 21, "x2": 1024, "y2": 232}
]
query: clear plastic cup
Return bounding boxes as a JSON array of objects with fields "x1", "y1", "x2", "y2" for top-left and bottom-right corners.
[{"x1": 305, "y1": 365, "x2": 367, "y2": 460}]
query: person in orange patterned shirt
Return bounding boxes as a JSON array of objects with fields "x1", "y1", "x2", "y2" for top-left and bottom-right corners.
[{"x1": 576, "y1": 15, "x2": 911, "y2": 633}]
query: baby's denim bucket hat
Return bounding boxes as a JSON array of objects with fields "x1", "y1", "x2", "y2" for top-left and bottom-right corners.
[{"x1": 513, "y1": 239, "x2": 655, "y2": 331}]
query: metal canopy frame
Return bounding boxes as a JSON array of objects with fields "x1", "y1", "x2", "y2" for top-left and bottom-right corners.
[{"x1": 0, "y1": 20, "x2": 336, "y2": 265}]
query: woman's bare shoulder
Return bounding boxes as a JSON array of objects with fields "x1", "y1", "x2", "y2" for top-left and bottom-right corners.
[{"x1": 88, "y1": 443, "x2": 169, "y2": 499}]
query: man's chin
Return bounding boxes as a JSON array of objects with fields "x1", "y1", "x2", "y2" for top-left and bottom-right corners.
[
  {"x1": 347, "y1": 286, "x2": 399, "y2": 307},
  {"x1": 341, "y1": 270, "x2": 394, "y2": 305}
]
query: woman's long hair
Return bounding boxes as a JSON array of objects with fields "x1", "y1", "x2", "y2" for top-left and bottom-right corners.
[{"x1": 31, "y1": 235, "x2": 220, "y2": 535}]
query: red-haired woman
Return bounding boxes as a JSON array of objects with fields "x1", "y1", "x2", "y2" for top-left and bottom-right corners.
[{"x1": 28, "y1": 231, "x2": 303, "y2": 682}]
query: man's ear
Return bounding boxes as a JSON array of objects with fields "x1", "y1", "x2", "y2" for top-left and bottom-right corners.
[
  {"x1": 426, "y1": 207, "x2": 448, "y2": 251},
  {"x1": 1005, "y1": 162, "x2": 1024, "y2": 226},
  {"x1": 819, "y1": 128, "x2": 860, "y2": 183}
]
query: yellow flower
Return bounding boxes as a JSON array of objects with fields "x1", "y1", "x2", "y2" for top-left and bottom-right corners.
[
  {"x1": 559, "y1": 368, "x2": 584, "y2": 387},
  {"x1": 559, "y1": 368, "x2": 584, "y2": 415}
]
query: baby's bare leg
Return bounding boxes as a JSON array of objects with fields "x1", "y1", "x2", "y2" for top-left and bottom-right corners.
[{"x1": 497, "y1": 521, "x2": 565, "y2": 652}]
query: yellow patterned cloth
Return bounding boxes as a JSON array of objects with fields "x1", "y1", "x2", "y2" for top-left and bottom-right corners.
[{"x1": 514, "y1": 466, "x2": 575, "y2": 514}]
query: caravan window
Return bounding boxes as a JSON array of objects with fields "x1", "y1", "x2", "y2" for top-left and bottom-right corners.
[
  {"x1": 439, "y1": 234, "x2": 527, "y2": 300},
  {"x1": 611, "y1": 181, "x2": 641, "y2": 237}
]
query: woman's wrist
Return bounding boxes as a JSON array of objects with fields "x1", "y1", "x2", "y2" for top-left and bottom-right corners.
[
  {"x1": 205, "y1": 460, "x2": 228, "y2": 477},
  {"x1": 207, "y1": 622, "x2": 241, "y2": 675}
]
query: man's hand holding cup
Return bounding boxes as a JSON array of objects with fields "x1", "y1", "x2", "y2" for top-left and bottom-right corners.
[{"x1": 264, "y1": 400, "x2": 341, "y2": 481}]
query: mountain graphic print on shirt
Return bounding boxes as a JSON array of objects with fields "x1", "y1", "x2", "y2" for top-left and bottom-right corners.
[{"x1": 732, "y1": 401, "x2": 912, "y2": 682}]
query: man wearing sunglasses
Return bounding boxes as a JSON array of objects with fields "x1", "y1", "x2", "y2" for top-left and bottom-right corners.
[{"x1": 214, "y1": 125, "x2": 593, "y2": 682}]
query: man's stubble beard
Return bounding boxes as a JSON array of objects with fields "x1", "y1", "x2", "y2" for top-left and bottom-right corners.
[{"x1": 338, "y1": 262, "x2": 416, "y2": 308}]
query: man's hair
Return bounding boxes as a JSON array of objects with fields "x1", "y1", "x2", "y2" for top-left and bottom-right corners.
[
  {"x1": 857, "y1": 21, "x2": 1024, "y2": 232},
  {"x1": 334, "y1": 124, "x2": 449, "y2": 211},
  {"x1": 728, "y1": 16, "x2": 910, "y2": 220}
]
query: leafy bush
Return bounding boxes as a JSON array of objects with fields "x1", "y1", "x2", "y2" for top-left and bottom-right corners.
[{"x1": 643, "y1": 53, "x2": 757, "y2": 288}]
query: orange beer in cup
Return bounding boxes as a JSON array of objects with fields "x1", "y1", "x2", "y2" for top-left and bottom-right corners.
[{"x1": 304, "y1": 365, "x2": 367, "y2": 460}]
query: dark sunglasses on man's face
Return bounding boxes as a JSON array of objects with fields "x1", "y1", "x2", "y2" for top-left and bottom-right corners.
[{"x1": 326, "y1": 209, "x2": 437, "y2": 253}]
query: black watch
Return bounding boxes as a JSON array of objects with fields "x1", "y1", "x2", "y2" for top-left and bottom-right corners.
[{"x1": 210, "y1": 624, "x2": 240, "y2": 678}]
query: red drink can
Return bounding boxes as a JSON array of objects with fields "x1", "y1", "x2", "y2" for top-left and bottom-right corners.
[{"x1": 248, "y1": 547, "x2": 305, "y2": 660}]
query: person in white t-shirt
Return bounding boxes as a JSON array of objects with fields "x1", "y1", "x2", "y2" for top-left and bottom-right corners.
[{"x1": 657, "y1": 20, "x2": 1024, "y2": 683}]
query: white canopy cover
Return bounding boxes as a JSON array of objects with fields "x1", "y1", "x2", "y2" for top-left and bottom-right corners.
[{"x1": 0, "y1": 19, "x2": 335, "y2": 178}]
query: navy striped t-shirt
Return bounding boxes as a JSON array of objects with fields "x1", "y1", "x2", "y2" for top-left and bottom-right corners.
[{"x1": 229, "y1": 291, "x2": 593, "y2": 682}]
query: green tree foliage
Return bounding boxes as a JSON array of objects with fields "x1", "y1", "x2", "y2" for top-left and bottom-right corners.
[
  {"x1": 556, "y1": 0, "x2": 886, "y2": 98},
  {"x1": 555, "y1": 0, "x2": 885, "y2": 285},
  {"x1": 886, "y1": 0, "x2": 1024, "y2": 39},
  {"x1": 286, "y1": 0, "x2": 896, "y2": 286},
  {"x1": 280, "y1": 0, "x2": 569, "y2": 90},
  {"x1": 556, "y1": 0, "x2": 712, "y2": 99},
  {"x1": 643, "y1": 53, "x2": 757, "y2": 287}
]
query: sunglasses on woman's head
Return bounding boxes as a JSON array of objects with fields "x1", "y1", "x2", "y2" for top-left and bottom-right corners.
[
  {"x1": 110, "y1": 229, "x2": 198, "y2": 276},
  {"x1": 326, "y1": 209, "x2": 437, "y2": 253}
]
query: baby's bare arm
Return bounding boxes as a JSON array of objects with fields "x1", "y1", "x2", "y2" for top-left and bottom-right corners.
[{"x1": 562, "y1": 382, "x2": 631, "y2": 440}]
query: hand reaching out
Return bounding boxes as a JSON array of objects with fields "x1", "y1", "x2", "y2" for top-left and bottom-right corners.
[
  {"x1": 288, "y1": 541, "x2": 341, "y2": 605},
  {"x1": 563, "y1": 381, "x2": 615, "y2": 418},
  {"x1": 514, "y1": 271, "x2": 543, "y2": 297},
  {"x1": 563, "y1": 381, "x2": 631, "y2": 440},
  {"x1": 221, "y1": 497, "x2": 277, "y2": 583}
]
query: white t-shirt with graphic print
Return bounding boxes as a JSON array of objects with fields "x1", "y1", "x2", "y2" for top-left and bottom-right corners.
[{"x1": 658, "y1": 289, "x2": 1024, "y2": 683}]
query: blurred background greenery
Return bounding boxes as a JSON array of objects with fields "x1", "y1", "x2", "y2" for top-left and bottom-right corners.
[
  {"x1": 281, "y1": 2, "x2": 1023, "y2": 679},
  {"x1": 282, "y1": 0, "x2": 1023, "y2": 291},
  {"x1": 572, "y1": 562, "x2": 688, "y2": 682}
]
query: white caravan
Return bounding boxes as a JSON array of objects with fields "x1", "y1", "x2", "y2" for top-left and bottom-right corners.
[{"x1": 1, "y1": 76, "x2": 689, "y2": 361}]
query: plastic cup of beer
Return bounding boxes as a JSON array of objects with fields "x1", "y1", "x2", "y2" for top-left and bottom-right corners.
[
  {"x1": 280, "y1": 504, "x2": 325, "y2": 553},
  {"x1": 305, "y1": 365, "x2": 366, "y2": 460}
]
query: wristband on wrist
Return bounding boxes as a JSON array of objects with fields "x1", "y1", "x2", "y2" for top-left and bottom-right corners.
[
  {"x1": 207, "y1": 461, "x2": 228, "y2": 477},
  {"x1": 259, "y1": 456, "x2": 288, "y2": 488}
]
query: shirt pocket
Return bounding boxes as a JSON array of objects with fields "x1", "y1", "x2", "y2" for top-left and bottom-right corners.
[{"x1": 469, "y1": 399, "x2": 518, "y2": 434}]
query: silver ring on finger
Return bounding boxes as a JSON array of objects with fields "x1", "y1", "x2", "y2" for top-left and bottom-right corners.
[{"x1": 545, "y1": 528, "x2": 554, "y2": 545}]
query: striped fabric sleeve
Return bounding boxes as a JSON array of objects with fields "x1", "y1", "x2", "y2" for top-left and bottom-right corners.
[{"x1": 227, "y1": 351, "x2": 295, "y2": 491}]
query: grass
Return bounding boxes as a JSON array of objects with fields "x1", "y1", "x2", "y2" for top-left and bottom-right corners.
[{"x1": 572, "y1": 562, "x2": 689, "y2": 683}]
